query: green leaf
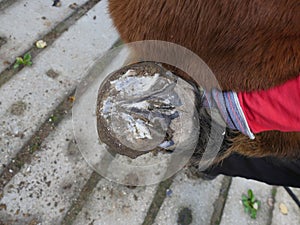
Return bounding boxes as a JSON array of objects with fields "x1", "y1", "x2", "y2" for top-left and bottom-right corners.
[
  {"x1": 26, "y1": 61, "x2": 33, "y2": 66},
  {"x1": 13, "y1": 63, "x2": 20, "y2": 69},
  {"x1": 23, "y1": 53, "x2": 31, "y2": 61},
  {"x1": 250, "y1": 209, "x2": 257, "y2": 219},
  {"x1": 16, "y1": 57, "x2": 24, "y2": 64},
  {"x1": 248, "y1": 189, "x2": 253, "y2": 199},
  {"x1": 241, "y1": 190, "x2": 261, "y2": 219},
  {"x1": 243, "y1": 201, "x2": 250, "y2": 208},
  {"x1": 242, "y1": 195, "x2": 248, "y2": 201}
]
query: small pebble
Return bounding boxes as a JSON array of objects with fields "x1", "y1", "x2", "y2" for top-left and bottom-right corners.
[
  {"x1": 166, "y1": 189, "x2": 173, "y2": 197},
  {"x1": 69, "y1": 3, "x2": 78, "y2": 10},
  {"x1": 26, "y1": 166, "x2": 31, "y2": 173},
  {"x1": 267, "y1": 197, "x2": 274, "y2": 207},
  {"x1": 52, "y1": 0, "x2": 61, "y2": 7}
]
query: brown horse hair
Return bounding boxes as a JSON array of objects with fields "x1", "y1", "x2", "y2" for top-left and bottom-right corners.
[{"x1": 108, "y1": 0, "x2": 300, "y2": 161}]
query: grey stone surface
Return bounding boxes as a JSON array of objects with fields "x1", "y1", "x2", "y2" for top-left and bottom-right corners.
[
  {"x1": 271, "y1": 187, "x2": 300, "y2": 225},
  {"x1": 220, "y1": 177, "x2": 274, "y2": 225},
  {"x1": 0, "y1": 0, "x2": 119, "y2": 173},
  {"x1": 154, "y1": 171, "x2": 224, "y2": 225},
  {"x1": 0, "y1": 116, "x2": 92, "y2": 224},
  {"x1": 73, "y1": 179, "x2": 158, "y2": 225},
  {"x1": 0, "y1": 0, "x2": 89, "y2": 73}
]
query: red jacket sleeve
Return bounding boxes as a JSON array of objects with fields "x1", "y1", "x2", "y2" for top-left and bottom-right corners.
[{"x1": 238, "y1": 75, "x2": 300, "y2": 133}]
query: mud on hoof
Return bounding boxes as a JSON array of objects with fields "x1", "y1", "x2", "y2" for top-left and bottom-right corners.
[{"x1": 97, "y1": 62, "x2": 202, "y2": 159}]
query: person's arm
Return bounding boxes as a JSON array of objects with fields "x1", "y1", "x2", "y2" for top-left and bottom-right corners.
[
  {"x1": 238, "y1": 75, "x2": 300, "y2": 133},
  {"x1": 211, "y1": 75, "x2": 300, "y2": 138}
]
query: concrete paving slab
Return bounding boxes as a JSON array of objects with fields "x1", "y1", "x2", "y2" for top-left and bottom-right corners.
[
  {"x1": 0, "y1": 0, "x2": 14, "y2": 4},
  {"x1": 0, "y1": 116, "x2": 92, "y2": 224},
  {"x1": 220, "y1": 177, "x2": 274, "y2": 225},
  {"x1": 72, "y1": 178, "x2": 158, "y2": 225},
  {"x1": 271, "y1": 187, "x2": 300, "y2": 225},
  {"x1": 154, "y1": 171, "x2": 224, "y2": 225},
  {"x1": 0, "y1": 0, "x2": 89, "y2": 73},
  {"x1": 0, "y1": 0, "x2": 119, "y2": 173},
  {"x1": 0, "y1": 0, "x2": 17, "y2": 11},
  {"x1": 1, "y1": 1, "x2": 300, "y2": 225}
]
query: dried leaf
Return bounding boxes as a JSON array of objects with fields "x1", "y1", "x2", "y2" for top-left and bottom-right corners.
[
  {"x1": 36, "y1": 40, "x2": 47, "y2": 49},
  {"x1": 279, "y1": 203, "x2": 288, "y2": 215},
  {"x1": 253, "y1": 202, "x2": 259, "y2": 210},
  {"x1": 68, "y1": 96, "x2": 76, "y2": 102}
]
